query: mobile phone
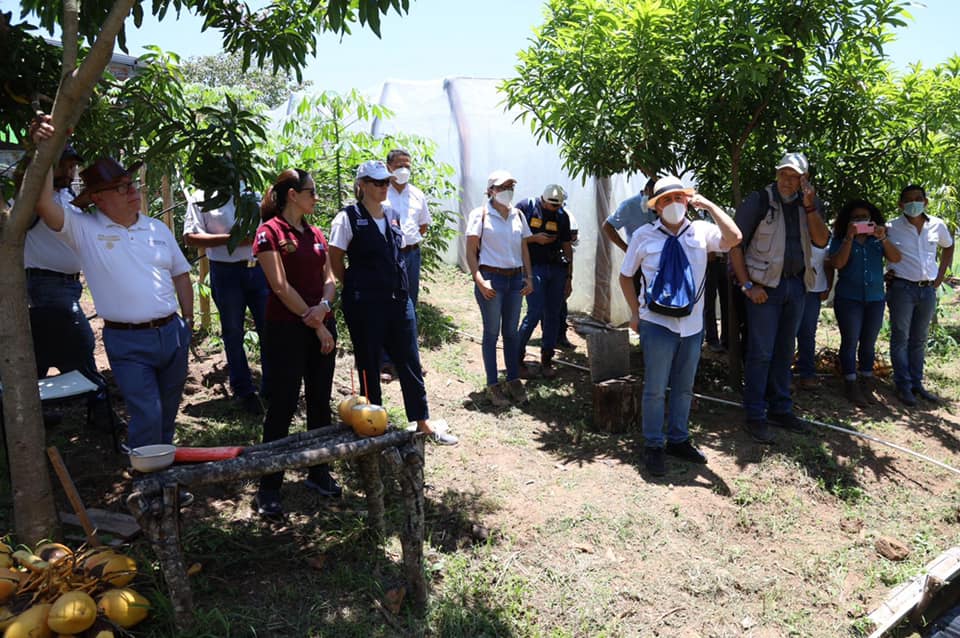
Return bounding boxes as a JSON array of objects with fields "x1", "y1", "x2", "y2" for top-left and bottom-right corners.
[{"x1": 853, "y1": 221, "x2": 876, "y2": 234}]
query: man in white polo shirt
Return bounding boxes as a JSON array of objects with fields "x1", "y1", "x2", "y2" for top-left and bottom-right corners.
[
  {"x1": 885, "y1": 183, "x2": 955, "y2": 406},
  {"x1": 381, "y1": 148, "x2": 433, "y2": 381},
  {"x1": 33, "y1": 154, "x2": 194, "y2": 450}
]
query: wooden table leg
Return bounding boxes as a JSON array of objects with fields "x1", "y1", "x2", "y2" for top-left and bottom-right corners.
[
  {"x1": 389, "y1": 440, "x2": 426, "y2": 613},
  {"x1": 127, "y1": 484, "x2": 194, "y2": 630},
  {"x1": 356, "y1": 453, "x2": 385, "y2": 540}
]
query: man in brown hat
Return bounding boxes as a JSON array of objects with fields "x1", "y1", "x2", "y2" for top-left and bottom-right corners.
[{"x1": 31, "y1": 129, "x2": 194, "y2": 452}]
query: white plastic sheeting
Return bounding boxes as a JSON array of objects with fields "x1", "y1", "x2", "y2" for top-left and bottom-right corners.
[{"x1": 272, "y1": 78, "x2": 648, "y2": 324}]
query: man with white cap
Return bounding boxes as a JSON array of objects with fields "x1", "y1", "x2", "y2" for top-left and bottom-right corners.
[
  {"x1": 729, "y1": 152, "x2": 830, "y2": 443},
  {"x1": 516, "y1": 184, "x2": 573, "y2": 379},
  {"x1": 619, "y1": 176, "x2": 741, "y2": 476}
]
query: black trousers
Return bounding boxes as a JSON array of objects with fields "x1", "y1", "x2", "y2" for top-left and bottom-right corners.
[
  {"x1": 703, "y1": 257, "x2": 730, "y2": 346},
  {"x1": 259, "y1": 319, "x2": 336, "y2": 493}
]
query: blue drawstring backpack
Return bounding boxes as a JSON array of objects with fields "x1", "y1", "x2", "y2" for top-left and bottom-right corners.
[{"x1": 642, "y1": 225, "x2": 704, "y2": 317}]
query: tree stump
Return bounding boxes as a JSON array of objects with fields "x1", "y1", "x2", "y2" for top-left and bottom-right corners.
[{"x1": 592, "y1": 374, "x2": 643, "y2": 433}]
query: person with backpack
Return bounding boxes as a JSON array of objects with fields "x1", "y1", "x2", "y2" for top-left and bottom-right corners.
[
  {"x1": 619, "y1": 176, "x2": 741, "y2": 477},
  {"x1": 729, "y1": 153, "x2": 831, "y2": 443}
]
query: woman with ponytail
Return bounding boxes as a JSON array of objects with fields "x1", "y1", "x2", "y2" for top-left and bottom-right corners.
[
  {"x1": 328, "y1": 160, "x2": 458, "y2": 446},
  {"x1": 252, "y1": 169, "x2": 340, "y2": 517}
]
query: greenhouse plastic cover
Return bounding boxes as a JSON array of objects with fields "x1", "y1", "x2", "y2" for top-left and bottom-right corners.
[{"x1": 273, "y1": 77, "x2": 652, "y2": 324}]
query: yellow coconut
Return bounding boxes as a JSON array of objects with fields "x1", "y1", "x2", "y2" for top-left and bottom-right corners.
[
  {"x1": 338, "y1": 395, "x2": 368, "y2": 425},
  {"x1": 35, "y1": 543, "x2": 74, "y2": 567},
  {"x1": 350, "y1": 403, "x2": 388, "y2": 437},
  {"x1": 97, "y1": 588, "x2": 150, "y2": 628},
  {"x1": 3, "y1": 603, "x2": 53, "y2": 638},
  {"x1": 0, "y1": 542, "x2": 12, "y2": 569},
  {"x1": 0, "y1": 567, "x2": 21, "y2": 603},
  {"x1": 80, "y1": 618, "x2": 117, "y2": 638},
  {"x1": 88, "y1": 553, "x2": 137, "y2": 588},
  {"x1": 47, "y1": 591, "x2": 98, "y2": 634},
  {"x1": 12, "y1": 549, "x2": 48, "y2": 573}
]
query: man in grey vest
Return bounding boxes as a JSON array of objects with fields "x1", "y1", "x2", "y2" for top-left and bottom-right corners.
[{"x1": 729, "y1": 153, "x2": 830, "y2": 443}]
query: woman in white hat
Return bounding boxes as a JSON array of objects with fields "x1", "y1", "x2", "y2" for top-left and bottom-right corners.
[
  {"x1": 465, "y1": 170, "x2": 534, "y2": 407},
  {"x1": 619, "y1": 176, "x2": 741, "y2": 477},
  {"x1": 329, "y1": 160, "x2": 458, "y2": 446}
]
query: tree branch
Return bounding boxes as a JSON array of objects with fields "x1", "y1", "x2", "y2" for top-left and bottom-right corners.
[{"x1": 61, "y1": 0, "x2": 79, "y2": 78}]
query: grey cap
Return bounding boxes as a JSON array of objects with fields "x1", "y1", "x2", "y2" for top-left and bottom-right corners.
[
  {"x1": 776, "y1": 152, "x2": 809, "y2": 175},
  {"x1": 541, "y1": 184, "x2": 566, "y2": 205}
]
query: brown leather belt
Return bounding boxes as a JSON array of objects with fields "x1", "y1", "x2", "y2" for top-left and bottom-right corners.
[
  {"x1": 400, "y1": 243, "x2": 420, "y2": 253},
  {"x1": 103, "y1": 313, "x2": 177, "y2": 330},
  {"x1": 479, "y1": 265, "x2": 522, "y2": 276},
  {"x1": 26, "y1": 268, "x2": 80, "y2": 282}
]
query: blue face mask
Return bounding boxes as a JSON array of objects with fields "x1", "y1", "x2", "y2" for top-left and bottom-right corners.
[{"x1": 903, "y1": 201, "x2": 925, "y2": 218}]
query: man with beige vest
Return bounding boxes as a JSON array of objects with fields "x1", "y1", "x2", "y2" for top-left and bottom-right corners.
[{"x1": 729, "y1": 153, "x2": 830, "y2": 443}]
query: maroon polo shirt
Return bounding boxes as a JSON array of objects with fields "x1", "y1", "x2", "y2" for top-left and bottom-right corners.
[{"x1": 254, "y1": 215, "x2": 330, "y2": 322}]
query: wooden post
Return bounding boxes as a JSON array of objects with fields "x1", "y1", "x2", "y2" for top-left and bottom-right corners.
[
  {"x1": 161, "y1": 175, "x2": 173, "y2": 231},
  {"x1": 138, "y1": 165, "x2": 148, "y2": 218},
  {"x1": 592, "y1": 374, "x2": 643, "y2": 433},
  {"x1": 356, "y1": 453, "x2": 385, "y2": 540}
]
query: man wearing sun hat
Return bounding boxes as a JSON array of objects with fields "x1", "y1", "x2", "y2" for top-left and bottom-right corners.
[
  {"x1": 516, "y1": 183, "x2": 574, "y2": 379},
  {"x1": 31, "y1": 149, "x2": 194, "y2": 452},
  {"x1": 619, "y1": 175, "x2": 741, "y2": 476},
  {"x1": 729, "y1": 152, "x2": 830, "y2": 444}
]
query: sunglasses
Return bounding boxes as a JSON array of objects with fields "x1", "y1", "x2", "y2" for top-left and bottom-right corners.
[
  {"x1": 363, "y1": 178, "x2": 390, "y2": 187},
  {"x1": 296, "y1": 187, "x2": 317, "y2": 197}
]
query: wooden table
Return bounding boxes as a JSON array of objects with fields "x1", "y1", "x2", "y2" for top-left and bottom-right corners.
[{"x1": 126, "y1": 425, "x2": 427, "y2": 630}]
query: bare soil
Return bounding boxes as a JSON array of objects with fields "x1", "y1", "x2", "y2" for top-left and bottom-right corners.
[{"x1": 13, "y1": 268, "x2": 960, "y2": 637}]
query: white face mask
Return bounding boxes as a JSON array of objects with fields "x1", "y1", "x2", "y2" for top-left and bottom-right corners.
[
  {"x1": 392, "y1": 167, "x2": 411, "y2": 185},
  {"x1": 660, "y1": 201, "x2": 687, "y2": 225},
  {"x1": 494, "y1": 189, "x2": 514, "y2": 207}
]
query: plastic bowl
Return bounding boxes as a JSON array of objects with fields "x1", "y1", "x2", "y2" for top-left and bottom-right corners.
[{"x1": 129, "y1": 444, "x2": 176, "y2": 472}]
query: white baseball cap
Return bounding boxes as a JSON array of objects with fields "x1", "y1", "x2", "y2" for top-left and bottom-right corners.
[
  {"x1": 487, "y1": 170, "x2": 516, "y2": 188},
  {"x1": 357, "y1": 160, "x2": 393, "y2": 180},
  {"x1": 775, "y1": 152, "x2": 809, "y2": 175}
]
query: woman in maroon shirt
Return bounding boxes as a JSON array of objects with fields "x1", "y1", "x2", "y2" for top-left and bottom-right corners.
[{"x1": 252, "y1": 168, "x2": 338, "y2": 517}]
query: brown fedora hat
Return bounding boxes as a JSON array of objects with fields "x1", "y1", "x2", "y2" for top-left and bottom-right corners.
[{"x1": 72, "y1": 157, "x2": 143, "y2": 208}]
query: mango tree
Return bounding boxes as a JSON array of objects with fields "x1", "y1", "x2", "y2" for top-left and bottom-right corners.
[{"x1": 1, "y1": 0, "x2": 412, "y2": 545}]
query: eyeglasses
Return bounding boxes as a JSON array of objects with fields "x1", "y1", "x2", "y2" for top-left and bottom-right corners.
[
  {"x1": 95, "y1": 180, "x2": 139, "y2": 196},
  {"x1": 363, "y1": 178, "x2": 390, "y2": 187},
  {"x1": 297, "y1": 187, "x2": 317, "y2": 197}
]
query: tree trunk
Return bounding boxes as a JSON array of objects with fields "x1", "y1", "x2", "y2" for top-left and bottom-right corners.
[
  {"x1": 591, "y1": 375, "x2": 643, "y2": 433},
  {"x1": 592, "y1": 175, "x2": 613, "y2": 323},
  {"x1": 0, "y1": 237, "x2": 58, "y2": 543},
  {"x1": 727, "y1": 152, "x2": 744, "y2": 385}
]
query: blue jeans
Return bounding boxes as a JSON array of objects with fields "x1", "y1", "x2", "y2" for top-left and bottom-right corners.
[
  {"x1": 26, "y1": 272, "x2": 105, "y2": 394},
  {"x1": 834, "y1": 297, "x2": 885, "y2": 378},
  {"x1": 886, "y1": 279, "x2": 937, "y2": 390},
  {"x1": 102, "y1": 317, "x2": 190, "y2": 449},
  {"x1": 401, "y1": 247, "x2": 422, "y2": 307},
  {"x1": 743, "y1": 276, "x2": 805, "y2": 420},
  {"x1": 795, "y1": 290, "x2": 823, "y2": 379},
  {"x1": 343, "y1": 293, "x2": 428, "y2": 421},
  {"x1": 474, "y1": 272, "x2": 524, "y2": 386},
  {"x1": 209, "y1": 260, "x2": 269, "y2": 398},
  {"x1": 518, "y1": 263, "x2": 567, "y2": 360},
  {"x1": 639, "y1": 321, "x2": 703, "y2": 448}
]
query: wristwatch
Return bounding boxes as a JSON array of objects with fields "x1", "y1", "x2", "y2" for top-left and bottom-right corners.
[
  {"x1": 740, "y1": 281, "x2": 754, "y2": 293},
  {"x1": 319, "y1": 299, "x2": 332, "y2": 313}
]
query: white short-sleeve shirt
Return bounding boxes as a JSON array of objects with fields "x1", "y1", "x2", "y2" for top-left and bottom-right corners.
[
  {"x1": 182, "y1": 194, "x2": 252, "y2": 263},
  {"x1": 387, "y1": 183, "x2": 431, "y2": 246},
  {"x1": 54, "y1": 210, "x2": 191, "y2": 323},
  {"x1": 328, "y1": 204, "x2": 395, "y2": 250},
  {"x1": 24, "y1": 188, "x2": 84, "y2": 273},
  {"x1": 886, "y1": 214, "x2": 954, "y2": 282},
  {"x1": 466, "y1": 201, "x2": 531, "y2": 269},
  {"x1": 620, "y1": 219, "x2": 725, "y2": 337}
]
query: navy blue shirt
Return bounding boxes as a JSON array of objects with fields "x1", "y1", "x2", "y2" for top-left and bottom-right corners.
[{"x1": 516, "y1": 197, "x2": 572, "y2": 266}]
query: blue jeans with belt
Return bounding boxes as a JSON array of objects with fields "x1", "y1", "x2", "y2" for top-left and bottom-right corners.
[
  {"x1": 518, "y1": 262, "x2": 567, "y2": 360},
  {"x1": 102, "y1": 317, "x2": 190, "y2": 449},
  {"x1": 886, "y1": 278, "x2": 937, "y2": 391},
  {"x1": 209, "y1": 260, "x2": 269, "y2": 398},
  {"x1": 26, "y1": 271, "x2": 105, "y2": 393},
  {"x1": 743, "y1": 275, "x2": 805, "y2": 421},
  {"x1": 474, "y1": 272, "x2": 524, "y2": 386},
  {"x1": 833, "y1": 297, "x2": 885, "y2": 378},
  {"x1": 343, "y1": 291, "x2": 428, "y2": 421}
]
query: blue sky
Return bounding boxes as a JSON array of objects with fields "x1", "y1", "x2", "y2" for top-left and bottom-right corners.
[{"x1": 6, "y1": 0, "x2": 957, "y2": 89}]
